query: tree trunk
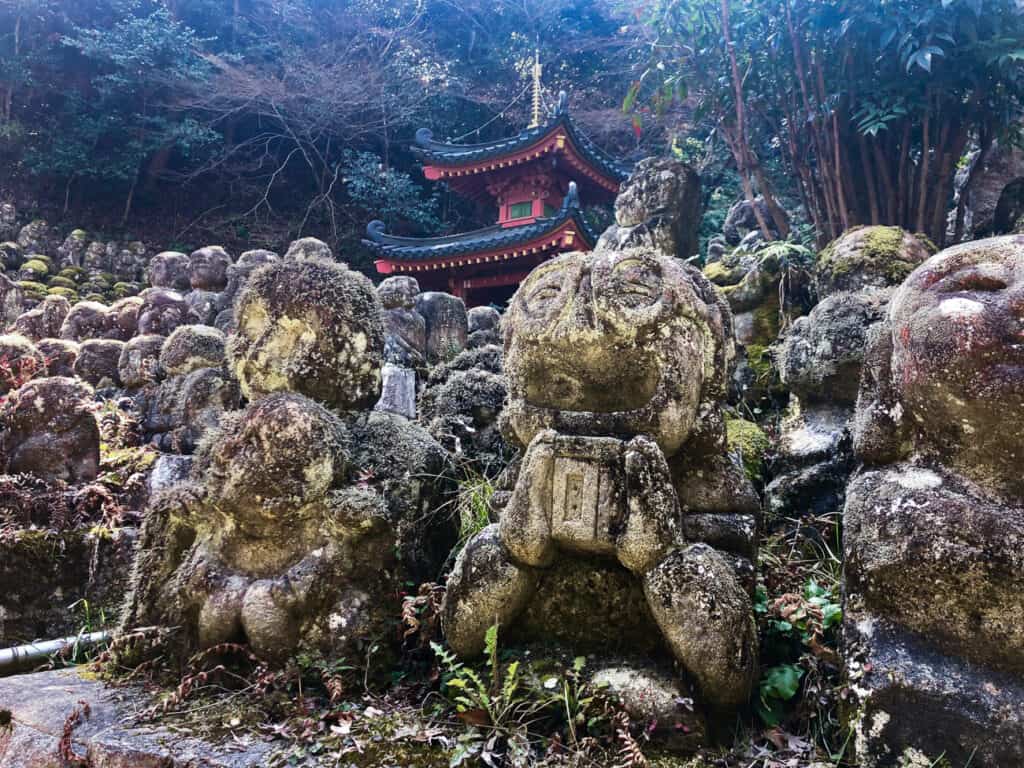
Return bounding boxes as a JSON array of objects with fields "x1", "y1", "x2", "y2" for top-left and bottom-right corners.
[{"x1": 720, "y1": 0, "x2": 772, "y2": 240}]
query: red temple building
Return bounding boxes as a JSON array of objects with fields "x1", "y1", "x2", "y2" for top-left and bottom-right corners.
[{"x1": 364, "y1": 91, "x2": 631, "y2": 306}]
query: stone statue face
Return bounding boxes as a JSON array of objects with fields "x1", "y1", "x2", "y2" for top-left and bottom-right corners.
[
  {"x1": 189, "y1": 247, "x2": 231, "y2": 291},
  {"x1": 504, "y1": 247, "x2": 727, "y2": 456},
  {"x1": 890, "y1": 235, "x2": 1024, "y2": 493}
]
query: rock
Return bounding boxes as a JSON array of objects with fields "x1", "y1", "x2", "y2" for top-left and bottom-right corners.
[
  {"x1": 0, "y1": 334, "x2": 46, "y2": 395},
  {"x1": 118, "y1": 334, "x2": 165, "y2": 389},
  {"x1": 0, "y1": 668, "x2": 273, "y2": 767},
  {"x1": 160, "y1": 324, "x2": 226, "y2": 377},
  {"x1": 957, "y1": 140, "x2": 1024, "y2": 238},
  {"x1": 466, "y1": 306, "x2": 501, "y2": 349},
  {"x1": 777, "y1": 288, "x2": 891, "y2": 406},
  {"x1": 188, "y1": 246, "x2": 232, "y2": 291},
  {"x1": 0, "y1": 376, "x2": 100, "y2": 482},
  {"x1": 149, "y1": 454, "x2": 193, "y2": 495},
  {"x1": 148, "y1": 251, "x2": 191, "y2": 290},
  {"x1": 16, "y1": 219, "x2": 58, "y2": 255},
  {"x1": 596, "y1": 157, "x2": 702, "y2": 259},
  {"x1": 284, "y1": 236, "x2": 333, "y2": 261},
  {"x1": 36, "y1": 338, "x2": 78, "y2": 377},
  {"x1": 723, "y1": 197, "x2": 787, "y2": 245},
  {"x1": 591, "y1": 666, "x2": 707, "y2": 749},
  {"x1": 137, "y1": 288, "x2": 197, "y2": 336},
  {"x1": 443, "y1": 245, "x2": 758, "y2": 724},
  {"x1": 0, "y1": 272, "x2": 24, "y2": 326},
  {"x1": 184, "y1": 288, "x2": 220, "y2": 325},
  {"x1": 57, "y1": 228, "x2": 90, "y2": 268},
  {"x1": 815, "y1": 226, "x2": 934, "y2": 297},
  {"x1": 11, "y1": 294, "x2": 69, "y2": 341},
  {"x1": 415, "y1": 291, "x2": 467, "y2": 364},
  {"x1": 106, "y1": 295, "x2": 143, "y2": 340},
  {"x1": 845, "y1": 616, "x2": 1024, "y2": 768},
  {"x1": 228, "y1": 259, "x2": 384, "y2": 410},
  {"x1": 843, "y1": 234, "x2": 1024, "y2": 764},
  {"x1": 60, "y1": 300, "x2": 111, "y2": 341},
  {"x1": 75, "y1": 339, "x2": 125, "y2": 387},
  {"x1": 375, "y1": 363, "x2": 417, "y2": 419}
]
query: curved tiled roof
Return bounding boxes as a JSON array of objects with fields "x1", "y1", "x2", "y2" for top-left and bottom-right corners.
[
  {"x1": 364, "y1": 183, "x2": 596, "y2": 262},
  {"x1": 410, "y1": 95, "x2": 631, "y2": 184}
]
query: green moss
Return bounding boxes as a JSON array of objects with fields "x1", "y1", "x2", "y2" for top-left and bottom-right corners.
[
  {"x1": 47, "y1": 275, "x2": 77, "y2": 290},
  {"x1": 47, "y1": 286, "x2": 78, "y2": 301},
  {"x1": 725, "y1": 416, "x2": 770, "y2": 482},
  {"x1": 17, "y1": 280, "x2": 47, "y2": 299},
  {"x1": 83, "y1": 293, "x2": 109, "y2": 304},
  {"x1": 702, "y1": 260, "x2": 739, "y2": 286},
  {"x1": 112, "y1": 281, "x2": 140, "y2": 298},
  {"x1": 913, "y1": 232, "x2": 939, "y2": 255},
  {"x1": 59, "y1": 266, "x2": 86, "y2": 281},
  {"x1": 748, "y1": 293, "x2": 782, "y2": 348},
  {"x1": 20, "y1": 258, "x2": 49, "y2": 277}
]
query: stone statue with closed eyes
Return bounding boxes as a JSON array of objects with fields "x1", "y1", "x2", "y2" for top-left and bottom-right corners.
[{"x1": 442, "y1": 245, "x2": 761, "y2": 718}]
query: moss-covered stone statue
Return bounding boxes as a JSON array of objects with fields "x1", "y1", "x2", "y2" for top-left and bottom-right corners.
[
  {"x1": 123, "y1": 256, "x2": 455, "y2": 663},
  {"x1": 844, "y1": 234, "x2": 1024, "y2": 766},
  {"x1": 441, "y1": 246, "x2": 760, "y2": 722}
]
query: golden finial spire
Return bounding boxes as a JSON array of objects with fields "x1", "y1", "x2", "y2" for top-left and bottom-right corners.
[{"x1": 528, "y1": 48, "x2": 543, "y2": 129}]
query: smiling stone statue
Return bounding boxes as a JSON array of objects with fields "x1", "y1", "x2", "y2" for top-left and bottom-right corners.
[{"x1": 442, "y1": 245, "x2": 760, "y2": 717}]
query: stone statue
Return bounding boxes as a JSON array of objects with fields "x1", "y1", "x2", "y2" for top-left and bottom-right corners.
[
  {"x1": 442, "y1": 246, "x2": 759, "y2": 716},
  {"x1": 123, "y1": 253, "x2": 454, "y2": 662},
  {"x1": 844, "y1": 234, "x2": 1024, "y2": 766},
  {"x1": 375, "y1": 276, "x2": 426, "y2": 419}
]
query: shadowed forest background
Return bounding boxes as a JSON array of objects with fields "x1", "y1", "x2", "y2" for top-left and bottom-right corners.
[{"x1": 1, "y1": 0, "x2": 1021, "y2": 273}]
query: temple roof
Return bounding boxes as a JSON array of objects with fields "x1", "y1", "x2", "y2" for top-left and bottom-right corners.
[
  {"x1": 364, "y1": 182, "x2": 596, "y2": 264},
  {"x1": 411, "y1": 93, "x2": 631, "y2": 186}
]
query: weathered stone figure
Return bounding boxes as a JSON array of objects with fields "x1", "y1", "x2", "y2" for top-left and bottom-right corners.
[
  {"x1": 442, "y1": 246, "x2": 759, "y2": 716},
  {"x1": 844, "y1": 234, "x2": 1024, "y2": 766},
  {"x1": 375, "y1": 276, "x2": 426, "y2": 419},
  {"x1": 124, "y1": 253, "x2": 453, "y2": 662}
]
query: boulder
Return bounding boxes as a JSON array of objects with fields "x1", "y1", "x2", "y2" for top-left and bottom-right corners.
[
  {"x1": 137, "y1": 288, "x2": 197, "y2": 336},
  {"x1": 0, "y1": 376, "x2": 100, "y2": 483},
  {"x1": 160, "y1": 324, "x2": 226, "y2": 377},
  {"x1": 284, "y1": 236, "x2": 333, "y2": 261},
  {"x1": 0, "y1": 334, "x2": 46, "y2": 395},
  {"x1": 36, "y1": 338, "x2": 79, "y2": 377},
  {"x1": 815, "y1": 226, "x2": 934, "y2": 297},
  {"x1": 74, "y1": 338, "x2": 125, "y2": 387},
  {"x1": 12, "y1": 294, "x2": 70, "y2": 341},
  {"x1": 118, "y1": 334, "x2": 165, "y2": 389}
]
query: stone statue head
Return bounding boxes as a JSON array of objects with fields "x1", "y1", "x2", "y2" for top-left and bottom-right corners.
[
  {"x1": 855, "y1": 235, "x2": 1024, "y2": 500},
  {"x1": 503, "y1": 247, "x2": 733, "y2": 456},
  {"x1": 378, "y1": 276, "x2": 420, "y2": 310},
  {"x1": 189, "y1": 246, "x2": 232, "y2": 291},
  {"x1": 228, "y1": 259, "x2": 385, "y2": 410}
]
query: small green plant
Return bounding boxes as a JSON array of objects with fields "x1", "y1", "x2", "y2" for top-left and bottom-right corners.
[
  {"x1": 432, "y1": 624, "x2": 535, "y2": 730},
  {"x1": 457, "y1": 473, "x2": 494, "y2": 545},
  {"x1": 757, "y1": 663, "x2": 804, "y2": 726}
]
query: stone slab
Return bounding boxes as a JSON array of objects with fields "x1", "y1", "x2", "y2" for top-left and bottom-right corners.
[{"x1": 0, "y1": 668, "x2": 272, "y2": 767}]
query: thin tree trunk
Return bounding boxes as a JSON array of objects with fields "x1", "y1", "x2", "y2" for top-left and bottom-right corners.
[
  {"x1": 720, "y1": 0, "x2": 772, "y2": 240},
  {"x1": 916, "y1": 96, "x2": 931, "y2": 233},
  {"x1": 858, "y1": 133, "x2": 880, "y2": 224},
  {"x1": 897, "y1": 121, "x2": 912, "y2": 227},
  {"x1": 872, "y1": 134, "x2": 897, "y2": 223}
]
